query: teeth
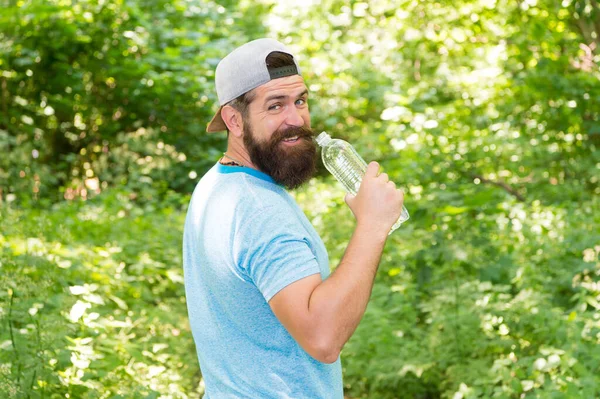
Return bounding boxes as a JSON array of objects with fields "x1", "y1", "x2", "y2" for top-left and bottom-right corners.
[{"x1": 283, "y1": 136, "x2": 299, "y2": 142}]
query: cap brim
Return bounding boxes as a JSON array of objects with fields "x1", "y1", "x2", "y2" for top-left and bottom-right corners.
[{"x1": 206, "y1": 106, "x2": 227, "y2": 133}]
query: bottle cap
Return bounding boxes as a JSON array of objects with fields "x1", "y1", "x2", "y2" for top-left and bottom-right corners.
[{"x1": 316, "y1": 132, "x2": 331, "y2": 146}]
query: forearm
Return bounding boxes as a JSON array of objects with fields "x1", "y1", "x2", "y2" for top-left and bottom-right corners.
[{"x1": 307, "y1": 222, "x2": 388, "y2": 357}]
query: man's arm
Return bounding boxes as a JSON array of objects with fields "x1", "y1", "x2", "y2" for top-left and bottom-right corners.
[{"x1": 269, "y1": 162, "x2": 405, "y2": 363}]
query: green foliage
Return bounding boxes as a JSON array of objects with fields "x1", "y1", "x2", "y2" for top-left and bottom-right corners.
[
  {"x1": 1, "y1": 0, "x2": 600, "y2": 397},
  {"x1": 0, "y1": 0, "x2": 269, "y2": 201},
  {"x1": 0, "y1": 192, "x2": 197, "y2": 398}
]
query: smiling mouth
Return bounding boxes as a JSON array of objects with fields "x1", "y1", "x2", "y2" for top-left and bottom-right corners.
[{"x1": 282, "y1": 136, "x2": 299, "y2": 143}]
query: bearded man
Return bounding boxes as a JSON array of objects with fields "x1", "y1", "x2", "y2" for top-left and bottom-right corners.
[{"x1": 183, "y1": 38, "x2": 405, "y2": 398}]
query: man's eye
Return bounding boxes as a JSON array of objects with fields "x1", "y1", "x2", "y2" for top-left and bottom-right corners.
[
  {"x1": 268, "y1": 104, "x2": 281, "y2": 111},
  {"x1": 296, "y1": 99, "x2": 306, "y2": 106}
]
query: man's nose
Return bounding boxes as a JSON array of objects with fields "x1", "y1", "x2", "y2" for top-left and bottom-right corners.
[{"x1": 285, "y1": 106, "x2": 306, "y2": 127}]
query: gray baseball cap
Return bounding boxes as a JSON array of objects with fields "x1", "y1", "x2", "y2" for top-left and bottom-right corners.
[{"x1": 206, "y1": 38, "x2": 302, "y2": 133}]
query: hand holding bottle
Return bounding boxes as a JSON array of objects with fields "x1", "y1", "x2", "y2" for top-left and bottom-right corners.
[
  {"x1": 344, "y1": 161, "x2": 405, "y2": 235},
  {"x1": 316, "y1": 132, "x2": 409, "y2": 234}
]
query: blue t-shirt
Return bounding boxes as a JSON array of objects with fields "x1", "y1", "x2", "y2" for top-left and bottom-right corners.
[{"x1": 183, "y1": 162, "x2": 343, "y2": 399}]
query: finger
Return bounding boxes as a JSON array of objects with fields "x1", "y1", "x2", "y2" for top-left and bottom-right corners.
[
  {"x1": 379, "y1": 173, "x2": 389, "y2": 183},
  {"x1": 387, "y1": 181, "x2": 396, "y2": 189},
  {"x1": 397, "y1": 189, "x2": 405, "y2": 200},
  {"x1": 365, "y1": 161, "x2": 379, "y2": 178}
]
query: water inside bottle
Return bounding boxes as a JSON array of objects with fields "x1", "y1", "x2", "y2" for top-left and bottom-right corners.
[{"x1": 331, "y1": 152, "x2": 365, "y2": 195}]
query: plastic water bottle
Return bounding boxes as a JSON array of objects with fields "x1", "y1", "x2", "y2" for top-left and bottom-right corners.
[{"x1": 315, "y1": 132, "x2": 409, "y2": 234}]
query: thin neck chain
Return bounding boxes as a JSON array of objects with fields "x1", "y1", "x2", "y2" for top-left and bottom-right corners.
[{"x1": 222, "y1": 152, "x2": 246, "y2": 167}]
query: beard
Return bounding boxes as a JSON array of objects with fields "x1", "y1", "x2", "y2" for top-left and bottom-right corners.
[{"x1": 243, "y1": 123, "x2": 317, "y2": 190}]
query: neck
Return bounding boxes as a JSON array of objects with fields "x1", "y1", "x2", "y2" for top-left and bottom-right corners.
[{"x1": 224, "y1": 140, "x2": 257, "y2": 170}]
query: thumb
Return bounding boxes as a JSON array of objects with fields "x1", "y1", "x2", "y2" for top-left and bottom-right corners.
[{"x1": 344, "y1": 193, "x2": 355, "y2": 207}]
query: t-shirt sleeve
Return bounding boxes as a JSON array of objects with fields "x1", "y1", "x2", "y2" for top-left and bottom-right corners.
[{"x1": 233, "y1": 206, "x2": 322, "y2": 302}]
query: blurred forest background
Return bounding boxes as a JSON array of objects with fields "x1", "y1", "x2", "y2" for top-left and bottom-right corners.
[{"x1": 1, "y1": 0, "x2": 599, "y2": 398}]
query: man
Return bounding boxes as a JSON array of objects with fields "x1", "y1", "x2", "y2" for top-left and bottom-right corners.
[{"x1": 183, "y1": 38, "x2": 405, "y2": 398}]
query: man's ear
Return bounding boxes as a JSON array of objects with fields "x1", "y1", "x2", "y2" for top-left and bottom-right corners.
[{"x1": 221, "y1": 106, "x2": 244, "y2": 137}]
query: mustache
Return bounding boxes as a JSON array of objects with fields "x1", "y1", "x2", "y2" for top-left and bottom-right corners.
[{"x1": 271, "y1": 126, "x2": 315, "y2": 142}]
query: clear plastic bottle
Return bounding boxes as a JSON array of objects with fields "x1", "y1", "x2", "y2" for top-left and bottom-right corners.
[{"x1": 316, "y1": 132, "x2": 409, "y2": 234}]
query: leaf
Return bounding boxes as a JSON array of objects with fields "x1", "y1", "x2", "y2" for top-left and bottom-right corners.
[
  {"x1": 109, "y1": 295, "x2": 128, "y2": 310},
  {"x1": 441, "y1": 205, "x2": 469, "y2": 215}
]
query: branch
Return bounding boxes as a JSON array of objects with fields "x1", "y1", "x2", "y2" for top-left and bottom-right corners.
[
  {"x1": 571, "y1": 10, "x2": 599, "y2": 50},
  {"x1": 8, "y1": 288, "x2": 21, "y2": 384},
  {"x1": 1, "y1": 77, "x2": 7, "y2": 129},
  {"x1": 591, "y1": 0, "x2": 600, "y2": 48},
  {"x1": 574, "y1": 18, "x2": 593, "y2": 44},
  {"x1": 472, "y1": 174, "x2": 526, "y2": 202}
]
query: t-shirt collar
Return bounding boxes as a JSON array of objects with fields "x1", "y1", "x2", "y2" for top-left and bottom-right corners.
[{"x1": 216, "y1": 162, "x2": 280, "y2": 186}]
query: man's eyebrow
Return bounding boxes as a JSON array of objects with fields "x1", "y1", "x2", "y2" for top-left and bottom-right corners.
[{"x1": 264, "y1": 89, "x2": 309, "y2": 103}]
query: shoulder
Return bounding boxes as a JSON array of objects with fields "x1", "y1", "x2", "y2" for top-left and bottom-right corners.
[
  {"x1": 234, "y1": 190, "x2": 306, "y2": 243},
  {"x1": 232, "y1": 175, "x2": 294, "y2": 217},
  {"x1": 196, "y1": 169, "x2": 301, "y2": 231}
]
